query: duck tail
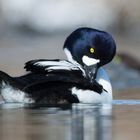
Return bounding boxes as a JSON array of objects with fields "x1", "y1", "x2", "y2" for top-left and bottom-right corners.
[
  {"x1": 0, "y1": 70, "x2": 25, "y2": 90},
  {"x1": 0, "y1": 70, "x2": 11, "y2": 82},
  {"x1": 0, "y1": 70, "x2": 12, "y2": 87},
  {"x1": 0, "y1": 71, "x2": 20, "y2": 92}
]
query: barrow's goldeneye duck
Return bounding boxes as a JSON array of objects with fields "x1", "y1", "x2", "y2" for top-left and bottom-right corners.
[{"x1": 0, "y1": 27, "x2": 116, "y2": 104}]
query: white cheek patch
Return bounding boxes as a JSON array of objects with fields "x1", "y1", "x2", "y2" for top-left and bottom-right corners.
[{"x1": 82, "y1": 55, "x2": 100, "y2": 66}]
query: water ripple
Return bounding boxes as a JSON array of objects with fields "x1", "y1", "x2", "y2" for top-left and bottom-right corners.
[{"x1": 113, "y1": 100, "x2": 140, "y2": 105}]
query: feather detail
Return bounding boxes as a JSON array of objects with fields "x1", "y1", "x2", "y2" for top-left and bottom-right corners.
[{"x1": 24, "y1": 59, "x2": 83, "y2": 75}]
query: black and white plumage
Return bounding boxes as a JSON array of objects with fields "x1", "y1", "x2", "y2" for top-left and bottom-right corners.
[
  {"x1": 25, "y1": 59, "x2": 82, "y2": 74},
  {"x1": 0, "y1": 27, "x2": 116, "y2": 104}
]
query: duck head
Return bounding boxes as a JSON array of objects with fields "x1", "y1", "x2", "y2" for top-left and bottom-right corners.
[{"x1": 63, "y1": 27, "x2": 116, "y2": 80}]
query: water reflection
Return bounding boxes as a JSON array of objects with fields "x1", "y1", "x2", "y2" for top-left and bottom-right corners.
[
  {"x1": 71, "y1": 104, "x2": 112, "y2": 140},
  {"x1": 0, "y1": 103, "x2": 112, "y2": 140}
]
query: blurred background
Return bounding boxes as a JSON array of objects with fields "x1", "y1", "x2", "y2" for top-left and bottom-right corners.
[{"x1": 0, "y1": 0, "x2": 140, "y2": 99}]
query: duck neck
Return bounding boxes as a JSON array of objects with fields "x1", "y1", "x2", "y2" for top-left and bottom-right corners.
[
  {"x1": 64, "y1": 48, "x2": 86, "y2": 76},
  {"x1": 84, "y1": 64, "x2": 99, "y2": 84}
]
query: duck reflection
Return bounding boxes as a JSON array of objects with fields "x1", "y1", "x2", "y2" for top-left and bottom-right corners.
[
  {"x1": 71, "y1": 104, "x2": 112, "y2": 140},
  {"x1": 0, "y1": 103, "x2": 112, "y2": 140}
]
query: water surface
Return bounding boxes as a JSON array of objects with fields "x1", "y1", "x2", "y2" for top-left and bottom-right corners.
[{"x1": 0, "y1": 100, "x2": 140, "y2": 140}]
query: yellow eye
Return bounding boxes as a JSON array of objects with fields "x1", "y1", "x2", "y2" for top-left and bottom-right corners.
[{"x1": 90, "y1": 48, "x2": 94, "y2": 53}]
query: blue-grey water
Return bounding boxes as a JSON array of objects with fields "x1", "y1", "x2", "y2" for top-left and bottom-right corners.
[{"x1": 0, "y1": 100, "x2": 140, "y2": 140}]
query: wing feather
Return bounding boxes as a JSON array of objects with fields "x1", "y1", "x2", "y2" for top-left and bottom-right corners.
[
  {"x1": 24, "y1": 59, "x2": 82, "y2": 74},
  {"x1": 21, "y1": 73, "x2": 103, "y2": 103}
]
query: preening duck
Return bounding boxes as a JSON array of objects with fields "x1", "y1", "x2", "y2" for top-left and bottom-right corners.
[{"x1": 0, "y1": 27, "x2": 116, "y2": 104}]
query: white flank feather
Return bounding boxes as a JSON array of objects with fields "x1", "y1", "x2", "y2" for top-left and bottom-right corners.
[
  {"x1": 1, "y1": 81, "x2": 34, "y2": 103},
  {"x1": 71, "y1": 67, "x2": 112, "y2": 104}
]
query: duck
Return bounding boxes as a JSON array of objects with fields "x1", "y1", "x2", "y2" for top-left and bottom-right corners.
[{"x1": 0, "y1": 27, "x2": 116, "y2": 104}]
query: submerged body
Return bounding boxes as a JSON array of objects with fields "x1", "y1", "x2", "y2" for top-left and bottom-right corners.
[{"x1": 0, "y1": 27, "x2": 116, "y2": 104}]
